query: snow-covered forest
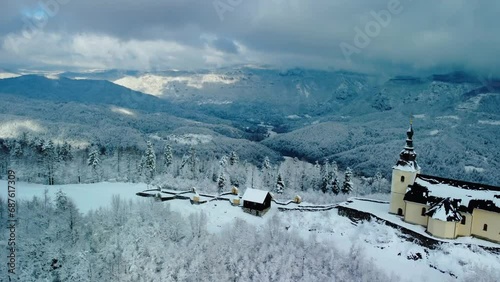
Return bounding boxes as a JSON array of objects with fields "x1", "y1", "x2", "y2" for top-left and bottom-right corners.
[
  {"x1": 0, "y1": 193, "x2": 400, "y2": 282},
  {"x1": 2, "y1": 187, "x2": 499, "y2": 281},
  {"x1": 0, "y1": 134, "x2": 389, "y2": 203}
]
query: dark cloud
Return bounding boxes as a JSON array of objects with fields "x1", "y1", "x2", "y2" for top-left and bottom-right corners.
[
  {"x1": 212, "y1": 37, "x2": 239, "y2": 54},
  {"x1": 0, "y1": 0, "x2": 499, "y2": 76}
]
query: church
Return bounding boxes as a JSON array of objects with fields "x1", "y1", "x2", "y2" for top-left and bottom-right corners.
[{"x1": 389, "y1": 123, "x2": 500, "y2": 243}]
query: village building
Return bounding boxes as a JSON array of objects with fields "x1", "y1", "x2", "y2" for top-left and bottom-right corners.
[
  {"x1": 242, "y1": 188, "x2": 272, "y2": 216},
  {"x1": 389, "y1": 123, "x2": 500, "y2": 243}
]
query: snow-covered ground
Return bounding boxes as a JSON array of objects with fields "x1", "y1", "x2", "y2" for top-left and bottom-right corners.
[
  {"x1": 166, "y1": 133, "x2": 213, "y2": 145},
  {"x1": 429, "y1": 129, "x2": 440, "y2": 136},
  {"x1": 4, "y1": 180, "x2": 145, "y2": 214},
  {"x1": 478, "y1": 120, "x2": 500, "y2": 126},
  {"x1": 4, "y1": 180, "x2": 499, "y2": 281},
  {"x1": 0, "y1": 72, "x2": 21, "y2": 79},
  {"x1": 113, "y1": 73, "x2": 241, "y2": 96},
  {"x1": 464, "y1": 165, "x2": 485, "y2": 173}
]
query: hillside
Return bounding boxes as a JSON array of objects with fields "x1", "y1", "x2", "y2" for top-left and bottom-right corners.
[
  {"x1": 4, "y1": 180, "x2": 499, "y2": 281},
  {"x1": 1, "y1": 68, "x2": 499, "y2": 185}
]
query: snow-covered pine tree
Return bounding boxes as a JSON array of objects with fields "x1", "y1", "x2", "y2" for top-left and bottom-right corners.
[
  {"x1": 12, "y1": 140, "x2": 23, "y2": 158},
  {"x1": 373, "y1": 171, "x2": 383, "y2": 193},
  {"x1": 331, "y1": 160, "x2": 338, "y2": 176},
  {"x1": 261, "y1": 156, "x2": 273, "y2": 189},
  {"x1": 229, "y1": 151, "x2": 239, "y2": 166},
  {"x1": 219, "y1": 155, "x2": 228, "y2": 167},
  {"x1": 43, "y1": 140, "x2": 57, "y2": 185},
  {"x1": 58, "y1": 142, "x2": 73, "y2": 162},
  {"x1": 262, "y1": 156, "x2": 271, "y2": 170},
  {"x1": 163, "y1": 144, "x2": 173, "y2": 171},
  {"x1": 331, "y1": 177, "x2": 340, "y2": 195},
  {"x1": 320, "y1": 160, "x2": 332, "y2": 193},
  {"x1": 217, "y1": 171, "x2": 225, "y2": 194},
  {"x1": 321, "y1": 173, "x2": 329, "y2": 193},
  {"x1": 144, "y1": 141, "x2": 156, "y2": 183},
  {"x1": 342, "y1": 167, "x2": 353, "y2": 194},
  {"x1": 188, "y1": 145, "x2": 197, "y2": 177},
  {"x1": 87, "y1": 148, "x2": 101, "y2": 182},
  {"x1": 311, "y1": 160, "x2": 322, "y2": 191},
  {"x1": 276, "y1": 173, "x2": 285, "y2": 194}
]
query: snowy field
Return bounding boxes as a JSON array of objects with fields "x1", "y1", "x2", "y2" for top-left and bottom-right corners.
[
  {"x1": 3, "y1": 180, "x2": 500, "y2": 281},
  {"x1": 3, "y1": 180, "x2": 146, "y2": 214}
]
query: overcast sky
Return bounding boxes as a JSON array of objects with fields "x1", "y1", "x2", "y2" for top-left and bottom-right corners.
[{"x1": 1, "y1": 0, "x2": 499, "y2": 75}]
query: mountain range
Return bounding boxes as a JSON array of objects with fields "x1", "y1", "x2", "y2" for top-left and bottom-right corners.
[{"x1": 0, "y1": 67, "x2": 498, "y2": 185}]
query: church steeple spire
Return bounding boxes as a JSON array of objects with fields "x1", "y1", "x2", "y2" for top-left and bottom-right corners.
[
  {"x1": 396, "y1": 121, "x2": 419, "y2": 170},
  {"x1": 404, "y1": 122, "x2": 414, "y2": 151}
]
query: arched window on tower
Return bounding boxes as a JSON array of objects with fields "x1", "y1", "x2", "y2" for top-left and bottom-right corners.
[
  {"x1": 400, "y1": 176, "x2": 405, "y2": 182},
  {"x1": 461, "y1": 216, "x2": 466, "y2": 225},
  {"x1": 421, "y1": 207, "x2": 426, "y2": 216},
  {"x1": 483, "y1": 224, "x2": 488, "y2": 231}
]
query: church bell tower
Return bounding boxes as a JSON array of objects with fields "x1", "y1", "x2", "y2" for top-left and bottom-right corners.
[{"x1": 389, "y1": 122, "x2": 421, "y2": 215}]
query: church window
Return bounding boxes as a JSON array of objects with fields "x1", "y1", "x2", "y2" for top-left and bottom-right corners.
[
  {"x1": 483, "y1": 224, "x2": 488, "y2": 231},
  {"x1": 400, "y1": 176, "x2": 405, "y2": 182}
]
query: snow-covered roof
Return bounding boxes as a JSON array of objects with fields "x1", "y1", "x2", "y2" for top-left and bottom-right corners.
[
  {"x1": 406, "y1": 174, "x2": 500, "y2": 213},
  {"x1": 242, "y1": 188, "x2": 270, "y2": 204},
  {"x1": 426, "y1": 198, "x2": 462, "y2": 222}
]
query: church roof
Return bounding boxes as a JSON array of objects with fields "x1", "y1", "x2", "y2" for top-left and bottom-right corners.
[
  {"x1": 426, "y1": 197, "x2": 462, "y2": 222},
  {"x1": 405, "y1": 174, "x2": 500, "y2": 214}
]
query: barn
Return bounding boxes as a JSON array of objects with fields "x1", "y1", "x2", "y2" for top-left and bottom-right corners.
[{"x1": 242, "y1": 188, "x2": 272, "y2": 216}]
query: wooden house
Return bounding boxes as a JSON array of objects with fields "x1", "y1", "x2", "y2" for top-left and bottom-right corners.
[{"x1": 242, "y1": 188, "x2": 272, "y2": 216}]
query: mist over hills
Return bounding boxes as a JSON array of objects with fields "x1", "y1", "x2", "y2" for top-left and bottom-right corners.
[{"x1": 0, "y1": 67, "x2": 499, "y2": 185}]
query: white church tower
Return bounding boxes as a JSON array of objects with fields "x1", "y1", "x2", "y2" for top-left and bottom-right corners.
[{"x1": 389, "y1": 122, "x2": 421, "y2": 215}]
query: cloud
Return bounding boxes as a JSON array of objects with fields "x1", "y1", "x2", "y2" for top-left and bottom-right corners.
[
  {"x1": 212, "y1": 37, "x2": 239, "y2": 54},
  {"x1": 0, "y1": 0, "x2": 499, "y2": 76}
]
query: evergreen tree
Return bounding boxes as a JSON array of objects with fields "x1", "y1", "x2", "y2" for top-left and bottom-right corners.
[
  {"x1": 163, "y1": 144, "x2": 173, "y2": 171},
  {"x1": 322, "y1": 171, "x2": 334, "y2": 194},
  {"x1": 43, "y1": 140, "x2": 57, "y2": 185},
  {"x1": 55, "y1": 189, "x2": 69, "y2": 212},
  {"x1": 276, "y1": 173, "x2": 285, "y2": 194},
  {"x1": 12, "y1": 140, "x2": 23, "y2": 158},
  {"x1": 188, "y1": 145, "x2": 197, "y2": 177},
  {"x1": 87, "y1": 148, "x2": 101, "y2": 182},
  {"x1": 219, "y1": 155, "x2": 228, "y2": 167},
  {"x1": 59, "y1": 142, "x2": 73, "y2": 162},
  {"x1": 262, "y1": 156, "x2": 271, "y2": 170},
  {"x1": 217, "y1": 171, "x2": 226, "y2": 194},
  {"x1": 321, "y1": 160, "x2": 332, "y2": 193},
  {"x1": 373, "y1": 171, "x2": 383, "y2": 193},
  {"x1": 331, "y1": 177, "x2": 340, "y2": 195},
  {"x1": 331, "y1": 160, "x2": 338, "y2": 176},
  {"x1": 342, "y1": 167, "x2": 353, "y2": 195},
  {"x1": 311, "y1": 160, "x2": 322, "y2": 191},
  {"x1": 229, "y1": 151, "x2": 239, "y2": 166},
  {"x1": 144, "y1": 141, "x2": 156, "y2": 182},
  {"x1": 262, "y1": 156, "x2": 273, "y2": 189}
]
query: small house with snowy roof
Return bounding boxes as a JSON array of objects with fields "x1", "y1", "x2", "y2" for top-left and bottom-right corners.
[
  {"x1": 242, "y1": 188, "x2": 272, "y2": 216},
  {"x1": 389, "y1": 123, "x2": 500, "y2": 243}
]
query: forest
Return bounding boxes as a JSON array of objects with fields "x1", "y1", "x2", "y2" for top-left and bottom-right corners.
[
  {"x1": 0, "y1": 192, "x2": 398, "y2": 282},
  {"x1": 0, "y1": 133, "x2": 390, "y2": 204}
]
